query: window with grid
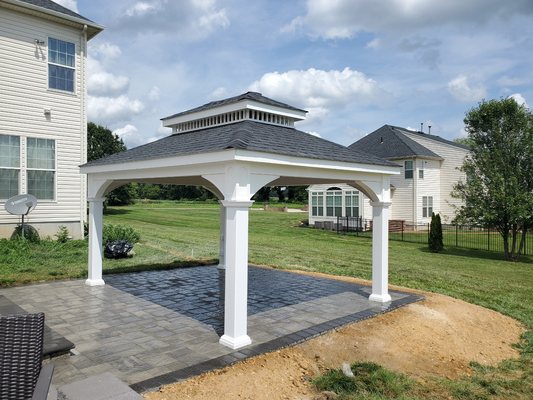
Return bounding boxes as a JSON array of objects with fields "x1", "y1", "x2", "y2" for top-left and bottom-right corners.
[
  {"x1": 0, "y1": 135, "x2": 20, "y2": 199},
  {"x1": 27, "y1": 138, "x2": 55, "y2": 200},
  {"x1": 311, "y1": 191, "x2": 324, "y2": 216},
  {"x1": 48, "y1": 38, "x2": 75, "y2": 92},
  {"x1": 404, "y1": 160, "x2": 413, "y2": 179},
  {"x1": 422, "y1": 196, "x2": 433, "y2": 218},
  {"x1": 326, "y1": 189, "x2": 342, "y2": 217},
  {"x1": 345, "y1": 190, "x2": 359, "y2": 217},
  {"x1": 419, "y1": 161, "x2": 424, "y2": 179}
]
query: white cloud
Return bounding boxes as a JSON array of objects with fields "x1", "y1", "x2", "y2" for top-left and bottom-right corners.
[
  {"x1": 366, "y1": 38, "x2": 381, "y2": 49},
  {"x1": 87, "y1": 56, "x2": 129, "y2": 97},
  {"x1": 209, "y1": 86, "x2": 228, "y2": 100},
  {"x1": 447, "y1": 75, "x2": 486, "y2": 102},
  {"x1": 113, "y1": 124, "x2": 165, "y2": 148},
  {"x1": 249, "y1": 67, "x2": 387, "y2": 126},
  {"x1": 285, "y1": 0, "x2": 533, "y2": 39},
  {"x1": 89, "y1": 42, "x2": 122, "y2": 59},
  {"x1": 307, "y1": 131, "x2": 322, "y2": 137},
  {"x1": 53, "y1": 0, "x2": 78, "y2": 12},
  {"x1": 148, "y1": 86, "x2": 160, "y2": 101},
  {"x1": 508, "y1": 93, "x2": 529, "y2": 109},
  {"x1": 88, "y1": 95, "x2": 144, "y2": 124},
  {"x1": 117, "y1": 0, "x2": 229, "y2": 40},
  {"x1": 498, "y1": 76, "x2": 527, "y2": 87}
]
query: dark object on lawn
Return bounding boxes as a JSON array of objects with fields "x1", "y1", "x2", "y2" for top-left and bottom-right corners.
[
  {"x1": 429, "y1": 212, "x2": 444, "y2": 252},
  {"x1": 10, "y1": 224, "x2": 40, "y2": 243},
  {"x1": 0, "y1": 313, "x2": 55, "y2": 400},
  {"x1": 104, "y1": 240, "x2": 134, "y2": 259}
]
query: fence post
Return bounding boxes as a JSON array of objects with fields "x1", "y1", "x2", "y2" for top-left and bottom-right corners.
[
  {"x1": 455, "y1": 225, "x2": 458, "y2": 247},
  {"x1": 487, "y1": 226, "x2": 490, "y2": 251},
  {"x1": 401, "y1": 220, "x2": 404, "y2": 241},
  {"x1": 427, "y1": 223, "x2": 430, "y2": 244}
]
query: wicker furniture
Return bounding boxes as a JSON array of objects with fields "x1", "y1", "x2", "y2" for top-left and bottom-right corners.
[{"x1": 0, "y1": 312, "x2": 55, "y2": 400}]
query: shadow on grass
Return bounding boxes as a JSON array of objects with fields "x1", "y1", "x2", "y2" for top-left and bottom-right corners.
[
  {"x1": 417, "y1": 246, "x2": 533, "y2": 264},
  {"x1": 103, "y1": 258, "x2": 218, "y2": 275},
  {"x1": 103, "y1": 208, "x2": 132, "y2": 215}
]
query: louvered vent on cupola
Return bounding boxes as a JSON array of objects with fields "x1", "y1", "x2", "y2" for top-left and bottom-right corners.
[{"x1": 161, "y1": 92, "x2": 308, "y2": 134}]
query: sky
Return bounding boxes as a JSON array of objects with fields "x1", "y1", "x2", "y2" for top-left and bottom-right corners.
[{"x1": 58, "y1": 0, "x2": 532, "y2": 148}]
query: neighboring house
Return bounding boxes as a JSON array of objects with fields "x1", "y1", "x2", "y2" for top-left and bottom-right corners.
[
  {"x1": 308, "y1": 124, "x2": 469, "y2": 227},
  {"x1": 0, "y1": 0, "x2": 102, "y2": 238}
]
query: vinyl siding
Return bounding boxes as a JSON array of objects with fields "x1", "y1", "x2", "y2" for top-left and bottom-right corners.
[
  {"x1": 403, "y1": 132, "x2": 468, "y2": 223},
  {"x1": 389, "y1": 160, "x2": 414, "y2": 222},
  {"x1": 0, "y1": 6, "x2": 87, "y2": 233}
]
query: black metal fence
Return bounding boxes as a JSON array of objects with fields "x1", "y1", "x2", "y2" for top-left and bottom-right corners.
[{"x1": 326, "y1": 217, "x2": 531, "y2": 256}]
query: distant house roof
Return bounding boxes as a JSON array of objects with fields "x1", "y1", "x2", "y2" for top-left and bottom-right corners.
[
  {"x1": 9, "y1": 0, "x2": 103, "y2": 39},
  {"x1": 161, "y1": 92, "x2": 307, "y2": 121},
  {"x1": 83, "y1": 120, "x2": 397, "y2": 168},
  {"x1": 349, "y1": 125, "x2": 469, "y2": 160}
]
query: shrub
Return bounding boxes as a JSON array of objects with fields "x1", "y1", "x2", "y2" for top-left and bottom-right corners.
[
  {"x1": 102, "y1": 224, "x2": 140, "y2": 245},
  {"x1": 55, "y1": 225, "x2": 70, "y2": 243},
  {"x1": 11, "y1": 225, "x2": 40, "y2": 243},
  {"x1": 429, "y1": 212, "x2": 444, "y2": 252}
]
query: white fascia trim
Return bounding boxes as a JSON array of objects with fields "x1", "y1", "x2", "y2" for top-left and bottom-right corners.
[
  {"x1": 161, "y1": 100, "x2": 306, "y2": 127},
  {"x1": 80, "y1": 150, "x2": 236, "y2": 174},
  {"x1": 4, "y1": 0, "x2": 104, "y2": 35},
  {"x1": 233, "y1": 150, "x2": 401, "y2": 175}
]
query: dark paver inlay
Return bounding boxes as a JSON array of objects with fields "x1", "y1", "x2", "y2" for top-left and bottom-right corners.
[{"x1": 105, "y1": 266, "x2": 370, "y2": 334}]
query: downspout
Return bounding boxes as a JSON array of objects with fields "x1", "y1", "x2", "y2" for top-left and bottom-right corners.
[
  {"x1": 80, "y1": 24, "x2": 87, "y2": 237},
  {"x1": 412, "y1": 157, "x2": 417, "y2": 227}
]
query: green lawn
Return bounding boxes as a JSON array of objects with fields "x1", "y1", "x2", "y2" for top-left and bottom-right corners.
[{"x1": 0, "y1": 202, "x2": 531, "y2": 399}]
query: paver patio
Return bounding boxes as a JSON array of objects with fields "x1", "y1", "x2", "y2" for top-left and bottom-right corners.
[{"x1": 0, "y1": 265, "x2": 422, "y2": 393}]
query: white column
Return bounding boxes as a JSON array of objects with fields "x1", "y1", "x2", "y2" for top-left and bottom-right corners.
[
  {"x1": 86, "y1": 197, "x2": 105, "y2": 286},
  {"x1": 218, "y1": 202, "x2": 226, "y2": 270},
  {"x1": 219, "y1": 200, "x2": 253, "y2": 349},
  {"x1": 369, "y1": 201, "x2": 392, "y2": 302}
]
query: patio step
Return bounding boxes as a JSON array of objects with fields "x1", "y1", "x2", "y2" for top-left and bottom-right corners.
[{"x1": 57, "y1": 372, "x2": 142, "y2": 400}]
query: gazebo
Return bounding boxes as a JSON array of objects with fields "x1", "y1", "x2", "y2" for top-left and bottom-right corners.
[{"x1": 80, "y1": 92, "x2": 400, "y2": 349}]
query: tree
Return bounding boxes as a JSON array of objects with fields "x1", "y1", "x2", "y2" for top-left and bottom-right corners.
[
  {"x1": 87, "y1": 123, "x2": 135, "y2": 206},
  {"x1": 453, "y1": 137, "x2": 474, "y2": 148},
  {"x1": 428, "y1": 213, "x2": 443, "y2": 252},
  {"x1": 452, "y1": 98, "x2": 533, "y2": 260}
]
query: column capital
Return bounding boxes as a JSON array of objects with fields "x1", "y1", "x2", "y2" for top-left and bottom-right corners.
[
  {"x1": 369, "y1": 201, "x2": 392, "y2": 208},
  {"x1": 87, "y1": 197, "x2": 105, "y2": 203},
  {"x1": 220, "y1": 200, "x2": 254, "y2": 208}
]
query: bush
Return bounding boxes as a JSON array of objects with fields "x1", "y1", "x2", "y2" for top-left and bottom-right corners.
[
  {"x1": 55, "y1": 225, "x2": 70, "y2": 243},
  {"x1": 102, "y1": 224, "x2": 140, "y2": 245},
  {"x1": 11, "y1": 225, "x2": 40, "y2": 243},
  {"x1": 429, "y1": 212, "x2": 444, "y2": 252}
]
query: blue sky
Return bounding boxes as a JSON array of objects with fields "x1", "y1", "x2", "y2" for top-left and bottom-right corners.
[{"x1": 60, "y1": 0, "x2": 532, "y2": 148}]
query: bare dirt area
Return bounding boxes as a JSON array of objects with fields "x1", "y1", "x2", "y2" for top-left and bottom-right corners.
[{"x1": 144, "y1": 276, "x2": 524, "y2": 400}]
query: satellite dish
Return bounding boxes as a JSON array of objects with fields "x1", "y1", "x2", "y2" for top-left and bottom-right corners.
[
  {"x1": 5, "y1": 194, "x2": 38, "y2": 215},
  {"x1": 5, "y1": 194, "x2": 38, "y2": 239}
]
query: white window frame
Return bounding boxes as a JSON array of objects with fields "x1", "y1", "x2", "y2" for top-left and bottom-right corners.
[
  {"x1": 345, "y1": 190, "x2": 360, "y2": 218},
  {"x1": 47, "y1": 37, "x2": 76, "y2": 93},
  {"x1": 419, "y1": 160, "x2": 424, "y2": 179},
  {"x1": 326, "y1": 189, "x2": 343, "y2": 217},
  {"x1": 26, "y1": 138, "x2": 57, "y2": 202},
  {"x1": 404, "y1": 160, "x2": 414, "y2": 179},
  {"x1": 422, "y1": 196, "x2": 433, "y2": 218},
  {"x1": 0, "y1": 134, "x2": 21, "y2": 200},
  {"x1": 311, "y1": 191, "x2": 324, "y2": 217}
]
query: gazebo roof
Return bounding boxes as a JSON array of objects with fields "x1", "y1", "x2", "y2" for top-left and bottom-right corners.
[{"x1": 83, "y1": 120, "x2": 397, "y2": 168}]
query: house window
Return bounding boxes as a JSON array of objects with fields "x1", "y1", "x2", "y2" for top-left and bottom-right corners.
[
  {"x1": 27, "y1": 138, "x2": 55, "y2": 200},
  {"x1": 0, "y1": 135, "x2": 20, "y2": 199},
  {"x1": 311, "y1": 191, "x2": 324, "y2": 216},
  {"x1": 404, "y1": 160, "x2": 413, "y2": 179},
  {"x1": 48, "y1": 38, "x2": 75, "y2": 92},
  {"x1": 326, "y1": 189, "x2": 342, "y2": 217},
  {"x1": 345, "y1": 190, "x2": 359, "y2": 217},
  {"x1": 422, "y1": 196, "x2": 433, "y2": 218},
  {"x1": 419, "y1": 161, "x2": 424, "y2": 179}
]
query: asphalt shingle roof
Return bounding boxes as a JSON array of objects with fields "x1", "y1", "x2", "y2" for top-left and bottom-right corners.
[
  {"x1": 83, "y1": 120, "x2": 397, "y2": 168},
  {"x1": 17, "y1": 0, "x2": 97, "y2": 24},
  {"x1": 349, "y1": 125, "x2": 456, "y2": 160},
  {"x1": 161, "y1": 92, "x2": 307, "y2": 121}
]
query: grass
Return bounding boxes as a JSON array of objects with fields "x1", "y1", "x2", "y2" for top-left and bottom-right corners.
[{"x1": 0, "y1": 201, "x2": 532, "y2": 399}]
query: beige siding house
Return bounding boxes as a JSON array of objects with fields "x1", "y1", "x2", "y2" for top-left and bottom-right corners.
[
  {"x1": 0, "y1": 0, "x2": 102, "y2": 238},
  {"x1": 308, "y1": 125, "x2": 469, "y2": 227}
]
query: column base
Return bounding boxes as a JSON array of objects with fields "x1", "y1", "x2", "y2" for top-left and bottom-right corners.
[
  {"x1": 85, "y1": 278, "x2": 105, "y2": 286},
  {"x1": 217, "y1": 263, "x2": 225, "y2": 270},
  {"x1": 369, "y1": 293, "x2": 391, "y2": 303},
  {"x1": 219, "y1": 334, "x2": 252, "y2": 349}
]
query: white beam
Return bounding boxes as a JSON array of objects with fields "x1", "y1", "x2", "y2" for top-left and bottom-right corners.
[
  {"x1": 219, "y1": 200, "x2": 253, "y2": 349},
  {"x1": 369, "y1": 201, "x2": 392, "y2": 302},
  {"x1": 86, "y1": 197, "x2": 105, "y2": 286}
]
